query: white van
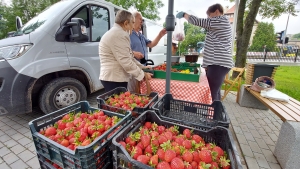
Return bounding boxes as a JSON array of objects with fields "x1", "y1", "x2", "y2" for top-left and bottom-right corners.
[{"x1": 0, "y1": 0, "x2": 166, "y2": 115}]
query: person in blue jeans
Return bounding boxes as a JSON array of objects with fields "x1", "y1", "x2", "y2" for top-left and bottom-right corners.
[
  {"x1": 176, "y1": 4, "x2": 233, "y2": 101},
  {"x1": 127, "y1": 11, "x2": 166, "y2": 93}
]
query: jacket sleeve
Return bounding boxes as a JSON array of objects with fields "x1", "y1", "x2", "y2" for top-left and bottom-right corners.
[
  {"x1": 111, "y1": 34, "x2": 145, "y2": 81},
  {"x1": 188, "y1": 15, "x2": 211, "y2": 30}
]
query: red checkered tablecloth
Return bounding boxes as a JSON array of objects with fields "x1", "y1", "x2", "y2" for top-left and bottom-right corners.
[{"x1": 140, "y1": 68, "x2": 212, "y2": 104}]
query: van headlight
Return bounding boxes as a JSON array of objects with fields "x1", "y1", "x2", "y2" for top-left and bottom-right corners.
[{"x1": 0, "y1": 44, "x2": 32, "y2": 61}]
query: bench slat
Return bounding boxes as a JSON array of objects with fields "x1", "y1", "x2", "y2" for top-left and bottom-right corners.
[
  {"x1": 279, "y1": 100, "x2": 300, "y2": 116},
  {"x1": 246, "y1": 88, "x2": 298, "y2": 122},
  {"x1": 269, "y1": 100, "x2": 300, "y2": 121},
  {"x1": 289, "y1": 98, "x2": 300, "y2": 107}
]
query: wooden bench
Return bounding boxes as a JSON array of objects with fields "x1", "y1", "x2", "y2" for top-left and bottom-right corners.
[{"x1": 239, "y1": 85, "x2": 300, "y2": 169}]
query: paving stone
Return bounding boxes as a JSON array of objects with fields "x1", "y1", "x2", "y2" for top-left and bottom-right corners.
[
  {"x1": 4, "y1": 120, "x2": 17, "y2": 127},
  {"x1": 0, "y1": 122, "x2": 6, "y2": 127},
  {"x1": 245, "y1": 122, "x2": 256, "y2": 130},
  {"x1": 18, "y1": 150, "x2": 35, "y2": 162},
  {"x1": 10, "y1": 159, "x2": 29, "y2": 169},
  {"x1": 18, "y1": 137, "x2": 32, "y2": 146},
  {"x1": 27, "y1": 144, "x2": 37, "y2": 153},
  {"x1": 240, "y1": 124, "x2": 250, "y2": 133},
  {"x1": 252, "y1": 121, "x2": 262, "y2": 128},
  {"x1": 10, "y1": 124, "x2": 24, "y2": 130},
  {"x1": 254, "y1": 137, "x2": 270, "y2": 150},
  {"x1": 245, "y1": 156, "x2": 260, "y2": 169},
  {"x1": 3, "y1": 139, "x2": 18, "y2": 148},
  {"x1": 235, "y1": 133, "x2": 248, "y2": 145},
  {"x1": 256, "y1": 127, "x2": 268, "y2": 136},
  {"x1": 268, "y1": 123, "x2": 278, "y2": 131},
  {"x1": 244, "y1": 131, "x2": 255, "y2": 142},
  {"x1": 10, "y1": 133, "x2": 25, "y2": 141},
  {"x1": 268, "y1": 162, "x2": 281, "y2": 169},
  {"x1": 268, "y1": 133, "x2": 278, "y2": 142},
  {"x1": 250, "y1": 129, "x2": 262, "y2": 138},
  {"x1": 0, "y1": 129, "x2": 4, "y2": 136},
  {"x1": 26, "y1": 156, "x2": 40, "y2": 169},
  {"x1": 0, "y1": 134, "x2": 11, "y2": 143},
  {"x1": 241, "y1": 116, "x2": 251, "y2": 123},
  {"x1": 262, "y1": 125, "x2": 273, "y2": 134},
  {"x1": 261, "y1": 149, "x2": 278, "y2": 163},
  {"x1": 0, "y1": 117, "x2": 12, "y2": 123},
  {"x1": 24, "y1": 142, "x2": 35, "y2": 149},
  {"x1": 0, "y1": 162, "x2": 11, "y2": 169},
  {"x1": 273, "y1": 121, "x2": 282, "y2": 129},
  {"x1": 233, "y1": 126, "x2": 243, "y2": 134},
  {"x1": 261, "y1": 135, "x2": 275, "y2": 146},
  {"x1": 4, "y1": 129, "x2": 18, "y2": 136},
  {"x1": 240, "y1": 143, "x2": 254, "y2": 157},
  {"x1": 231, "y1": 119, "x2": 239, "y2": 126},
  {"x1": 0, "y1": 147, "x2": 11, "y2": 157},
  {"x1": 273, "y1": 130, "x2": 280, "y2": 137},
  {"x1": 24, "y1": 131, "x2": 33, "y2": 139},
  {"x1": 263, "y1": 118, "x2": 272, "y2": 124},
  {"x1": 248, "y1": 141, "x2": 262, "y2": 153},
  {"x1": 268, "y1": 145, "x2": 275, "y2": 153},
  {"x1": 16, "y1": 120, "x2": 28, "y2": 126},
  {"x1": 17, "y1": 128, "x2": 30, "y2": 134},
  {"x1": 10, "y1": 144, "x2": 26, "y2": 155},
  {"x1": 0, "y1": 141, "x2": 3, "y2": 147},
  {"x1": 258, "y1": 119, "x2": 267, "y2": 126},
  {"x1": 3, "y1": 153, "x2": 18, "y2": 164},
  {"x1": 254, "y1": 152, "x2": 271, "y2": 168},
  {"x1": 0, "y1": 125, "x2": 12, "y2": 131}
]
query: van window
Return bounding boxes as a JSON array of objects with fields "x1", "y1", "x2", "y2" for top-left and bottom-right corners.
[
  {"x1": 91, "y1": 6, "x2": 109, "y2": 42},
  {"x1": 72, "y1": 6, "x2": 90, "y2": 28}
]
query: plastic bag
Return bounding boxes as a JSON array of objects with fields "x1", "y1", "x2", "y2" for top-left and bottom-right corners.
[
  {"x1": 260, "y1": 89, "x2": 290, "y2": 102},
  {"x1": 172, "y1": 18, "x2": 185, "y2": 41}
]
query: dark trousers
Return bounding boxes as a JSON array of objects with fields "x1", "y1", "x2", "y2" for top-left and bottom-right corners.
[
  {"x1": 101, "y1": 80, "x2": 128, "y2": 92},
  {"x1": 206, "y1": 65, "x2": 230, "y2": 101}
]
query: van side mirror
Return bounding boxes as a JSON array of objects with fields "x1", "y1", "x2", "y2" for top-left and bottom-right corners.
[
  {"x1": 67, "y1": 18, "x2": 88, "y2": 43},
  {"x1": 16, "y1": 16, "x2": 23, "y2": 30}
]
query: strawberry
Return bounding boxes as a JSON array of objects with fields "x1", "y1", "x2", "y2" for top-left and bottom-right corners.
[
  {"x1": 182, "y1": 151, "x2": 193, "y2": 163},
  {"x1": 184, "y1": 162, "x2": 193, "y2": 169},
  {"x1": 125, "y1": 137, "x2": 136, "y2": 146},
  {"x1": 164, "y1": 149, "x2": 176, "y2": 162},
  {"x1": 191, "y1": 161, "x2": 198, "y2": 169},
  {"x1": 144, "y1": 122, "x2": 152, "y2": 129},
  {"x1": 183, "y1": 129, "x2": 192, "y2": 139},
  {"x1": 150, "y1": 131, "x2": 159, "y2": 138},
  {"x1": 192, "y1": 151, "x2": 201, "y2": 163},
  {"x1": 149, "y1": 154, "x2": 158, "y2": 167},
  {"x1": 145, "y1": 144, "x2": 157, "y2": 154},
  {"x1": 81, "y1": 138, "x2": 91, "y2": 146},
  {"x1": 137, "y1": 142, "x2": 144, "y2": 150},
  {"x1": 157, "y1": 161, "x2": 171, "y2": 169},
  {"x1": 119, "y1": 141, "x2": 126, "y2": 149},
  {"x1": 158, "y1": 126, "x2": 166, "y2": 134},
  {"x1": 60, "y1": 139, "x2": 69, "y2": 147},
  {"x1": 192, "y1": 134, "x2": 203, "y2": 143},
  {"x1": 164, "y1": 131, "x2": 173, "y2": 140},
  {"x1": 45, "y1": 127, "x2": 57, "y2": 136},
  {"x1": 212, "y1": 146, "x2": 224, "y2": 158},
  {"x1": 199, "y1": 150, "x2": 212, "y2": 163},
  {"x1": 141, "y1": 135, "x2": 151, "y2": 148},
  {"x1": 198, "y1": 162, "x2": 211, "y2": 169},
  {"x1": 219, "y1": 156, "x2": 230, "y2": 169},
  {"x1": 210, "y1": 161, "x2": 219, "y2": 169},
  {"x1": 151, "y1": 139, "x2": 160, "y2": 147},
  {"x1": 171, "y1": 157, "x2": 185, "y2": 169},
  {"x1": 182, "y1": 140, "x2": 192, "y2": 149},
  {"x1": 131, "y1": 146, "x2": 143, "y2": 160},
  {"x1": 158, "y1": 135, "x2": 168, "y2": 144},
  {"x1": 136, "y1": 155, "x2": 150, "y2": 164},
  {"x1": 157, "y1": 148, "x2": 165, "y2": 161}
]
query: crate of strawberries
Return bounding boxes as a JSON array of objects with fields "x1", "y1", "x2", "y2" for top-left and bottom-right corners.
[
  {"x1": 152, "y1": 94, "x2": 230, "y2": 129},
  {"x1": 112, "y1": 111, "x2": 242, "y2": 169},
  {"x1": 97, "y1": 87, "x2": 158, "y2": 118},
  {"x1": 29, "y1": 101, "x2": 131, "y2": 169}
]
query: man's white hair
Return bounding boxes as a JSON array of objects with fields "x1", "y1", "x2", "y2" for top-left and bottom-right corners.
[{"x1": 132, "y1": 11, "x2": 142, "y2": 18}]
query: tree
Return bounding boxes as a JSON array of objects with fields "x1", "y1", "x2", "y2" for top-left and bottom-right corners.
[
  {"x1": 0, "y1": 0, "x2": 60, "y2": 39},
  {"x1": 231, "y1": 0, "x2": 299, "y2": 71},
  {"x1": 293, "y1": 33, "x2": 300, "y2": 39},
  {"x1": 248, "y1": 22, "x2": 276, "y2": 52},
  {"x1": 106, "y1": 0, "x2": 163, "y2": 21},
  {"x1": 178, "y1": 22, "x2": 206, "y2": 55}
]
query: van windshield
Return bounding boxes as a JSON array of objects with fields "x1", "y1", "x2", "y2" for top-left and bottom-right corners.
[{"x1": 13, "y1": 1, "x2": 68, "y2": 36}]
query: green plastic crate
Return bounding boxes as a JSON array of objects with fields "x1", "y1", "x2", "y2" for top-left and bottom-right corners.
[
  {"x1": 153, "y1": 68, "x2": 200, "y2": 82},
  {"x1": 172, "y1": 62, "x2": 201, "y2": 69}
]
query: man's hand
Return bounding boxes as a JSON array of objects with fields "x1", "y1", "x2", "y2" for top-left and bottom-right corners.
[
  {"x1": 144, "y1": 72, "x2": 153, "y2": 80},
  {"x1": 144, "y1": 65, "x2": 152, "y2": 69},
  {"x1": 133, "y1": 51, "x2": 144, "y2": 59},
  {"x1": 159, "y1": 28, "x2": 167, "y2": 37}
]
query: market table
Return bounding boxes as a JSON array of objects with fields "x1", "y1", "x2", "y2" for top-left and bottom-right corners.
[{"x1": 140, "y1": 68, "x2": 212, "y2": 104}]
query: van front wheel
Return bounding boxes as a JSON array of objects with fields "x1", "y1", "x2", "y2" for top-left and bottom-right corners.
[{"x1": 39, "y1": 77, "x2": 87, "y2": 114}]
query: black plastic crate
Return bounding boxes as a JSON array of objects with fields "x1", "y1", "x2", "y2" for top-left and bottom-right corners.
[
  {"x1": 97, "y1": 87, "x2": 158, "y2": 118},
  {"x1": 112, "y1": 111, "x2": 242, "y2": 169},
  {"x1": 151, "y1": 94, "x2": 230, "y2": 128},
  {"x1": 29, "y1": 101, "x2": 131, "y2": 169}
]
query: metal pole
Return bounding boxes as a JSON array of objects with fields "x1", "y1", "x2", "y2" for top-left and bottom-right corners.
[
  {"x1": 231, "y1": 0, "x2": 239, "y2": 55},
  {"x1": 165, "y1": 0, "x2": 175, "y2": 94},
  {"x1": 282, "y1": 13, "x2": 290, "y2": 47}
]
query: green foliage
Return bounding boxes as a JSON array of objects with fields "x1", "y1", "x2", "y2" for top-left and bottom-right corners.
[
  {"x1": 293, "y1": 33, "x2": 300, "y2": 39},
  {"x1": 0, "y1": 0, "x2": 60, "y2": 39},
  {"x1": 248, "y1": 22, "x2": 276, "y2": 52},
  {"x1": 178, "y1": 22, "x2": 206, "y2": 55},
  {"x1": 106, "y1": 0, "x2": 164, "y2": 21}
]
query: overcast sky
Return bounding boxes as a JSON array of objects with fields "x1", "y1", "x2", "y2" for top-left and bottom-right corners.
[{"x1": 158, "y1": 0, "x2": 300, "y2": 34}]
